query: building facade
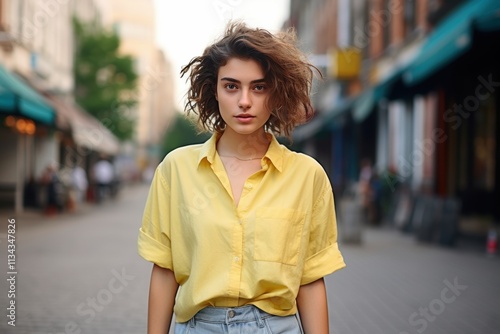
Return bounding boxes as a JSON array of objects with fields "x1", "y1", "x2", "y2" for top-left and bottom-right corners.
[
  {"x1": 288, "y1": 0, "x2": 500, "y2": 240},
  {"x1": 106, "y1": 0, "x2": 176, "y2": 169},
  {"x1": 0, "y1": 0, "x2": 119, "y2": 212}
]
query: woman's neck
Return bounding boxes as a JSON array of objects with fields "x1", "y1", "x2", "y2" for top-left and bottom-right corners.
[{"x1": 216, "y1": 129, "x2": 270, "y2": 160}]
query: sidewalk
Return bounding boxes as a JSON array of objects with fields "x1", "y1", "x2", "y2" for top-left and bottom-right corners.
[
  {"x1": 1, "y1": 186, "x2": 498, "y2": 334},
  {"x1": 0, "y1": 183, "x2": 140, "y2": 228},
  {"x1": 0, "y1": 183, "x2": 152, "y2": 334},
  {"x1": 327, "y1": 226, "x2": 500, "y2": 334}
]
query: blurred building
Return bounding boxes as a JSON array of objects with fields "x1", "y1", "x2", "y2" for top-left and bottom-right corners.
[
  {"x1": 288, "y1": 0, "x2": 500, "y2": 240},
  {"x1": 0, "y1": 0, "x2": 119, "y2": 212},
  {"x1": 105, "y1": 0, "x2": 176, "y2": 170}
]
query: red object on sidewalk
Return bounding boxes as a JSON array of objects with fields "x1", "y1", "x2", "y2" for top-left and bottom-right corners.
[
  {"x1": 487, "y1": 229, "x2": 497, "y2": 256},
  {"x1": 44, "y1": 205, "x2": 58, "y2": 216},
  {"x1": 86, "y1": 186, "x2": 95, "y2": 203}
]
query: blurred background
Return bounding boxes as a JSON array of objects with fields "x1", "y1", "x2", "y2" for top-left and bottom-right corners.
[
  {"x1": 0, "y1": 0, "x2": 499, "y2": 333},
  {"x1": 288, "y1": 0, "x2": 500, "y2": 246},
  {"x1": 0, "y1": 0, "x2": 499, "y2": 242}
]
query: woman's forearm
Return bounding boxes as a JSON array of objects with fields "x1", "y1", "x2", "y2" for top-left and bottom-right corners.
[
  {"x1": 148, "y1": 264, "x2": 179, "y2": 334},
  {"x1": 296, "y1": 278, "x2": 329, "y2": 334}
]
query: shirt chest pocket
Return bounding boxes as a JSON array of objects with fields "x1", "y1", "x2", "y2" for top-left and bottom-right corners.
[{"x1": 254, "y1": 207, "x2": 306, "y2": 266}]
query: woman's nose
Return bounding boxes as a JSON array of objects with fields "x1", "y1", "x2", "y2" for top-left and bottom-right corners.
[{"x1": 238, "y1": 89, "x2": 251, "y2": 109}]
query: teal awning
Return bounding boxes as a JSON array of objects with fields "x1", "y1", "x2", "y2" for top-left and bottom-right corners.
[
  {"x1": 353, "y1": 88, "x2": 375, "y2": 122},
  {"x1": 294, "y1": 64, "x2": 407, "y2": 139},
  {"x1": 404, "y1": 0, "x2": 500, "y2": 85},
  {"x1": 325, "y1": 96, "x2": 355, "y2": 130},
  {"x1": 293, "y1": 97, "x2": 355, "y2": 142},
  {"x1": 0, "y1": 64, "x2": 55, "y2": 125}
]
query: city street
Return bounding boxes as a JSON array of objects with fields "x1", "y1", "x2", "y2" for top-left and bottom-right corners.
[{"x1": 1, "y1": 183, "x2": 499, "y2": 334}]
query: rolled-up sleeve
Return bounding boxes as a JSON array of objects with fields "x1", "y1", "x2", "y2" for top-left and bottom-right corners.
[
  {"x1": 301, "y1": 181, "x2": 346, "y2": 285},
  {"x1": 138, "y1": 166, "x2": 173, "y2": 270}
]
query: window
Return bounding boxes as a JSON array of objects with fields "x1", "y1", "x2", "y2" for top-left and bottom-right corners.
[
  {"x1": 382, "y1": 0, "x2": 391, "y2": 49},
  {"x1": 404, "y1": 0, "x2": 417, "y2": 34}
]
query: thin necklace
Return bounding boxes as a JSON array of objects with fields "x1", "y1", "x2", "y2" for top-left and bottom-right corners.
[{"x1": 219, "y1": 155, "x2": 263, "y2": 161}]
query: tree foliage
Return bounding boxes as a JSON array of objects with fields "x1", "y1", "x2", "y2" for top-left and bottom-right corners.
[
  {"x1": 73, "y1": 18, "x2": 138, "y2": 141},
  {"x1": 162, "y1": 114, "x2": 210, "y2": 156}
]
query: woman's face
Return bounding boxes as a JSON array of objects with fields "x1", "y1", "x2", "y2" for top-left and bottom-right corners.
[{"x1": 216, "y1": 57, "x2": 271, "y2": 136}]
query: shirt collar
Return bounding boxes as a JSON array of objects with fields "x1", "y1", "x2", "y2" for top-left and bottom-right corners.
[
  {"x1": 197, "y1": 132, "x2": 220, "y2": 166},
  {"x1": 264, "y1": 133, "x2": 284, "y2": 172},
  {"x1": 198, "y1": 132, "x2": 284, "y2": 172}
]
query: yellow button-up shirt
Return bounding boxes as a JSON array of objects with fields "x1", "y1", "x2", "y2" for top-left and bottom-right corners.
[{"x1": 138, "y1": 133, "x2": 345, "y2": 323}]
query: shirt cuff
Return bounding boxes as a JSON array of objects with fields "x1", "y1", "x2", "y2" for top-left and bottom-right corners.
[
  {"x1": 137, "y1": 227, "x2": 173, "y2": 270},
  {"x1": 300, "y1": 242, "x2": 346, "y2": 285}
]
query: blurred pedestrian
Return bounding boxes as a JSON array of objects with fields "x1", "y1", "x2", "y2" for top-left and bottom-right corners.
[
  {"x1": 23, "y1": 175, "x2": 38, "y2": 208},
  {"x1": 138, "y1": 22, "x2": 345, "y2": 334},
  {"x1": 72, "y1": 165, "x2": 88, "y2": 205},
  {"x1": 40, "y1": 163, "x2": 65, "y2": 215},
  {"x1": 93, "y1": 156, "x2": 114, "y2": 203},
  {"x1": 359, "y1": 158, "x2": 383, "y2": 224},
  {"x1": 368, "y1": 171, "x2": 382, "y2": 224},
  {"x1": 359, "y1": 158, "x2": 373, "y2": 210}
]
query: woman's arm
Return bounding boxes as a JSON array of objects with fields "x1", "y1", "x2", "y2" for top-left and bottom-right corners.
[
  {"x1": 148, "y1": 264, "x2": 179, "y2": 334},
  {"x1": 296, "y1": 278, "x2": 329, "y2": 334}
]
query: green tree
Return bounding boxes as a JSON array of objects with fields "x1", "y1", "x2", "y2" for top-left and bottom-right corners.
[
  {"x1": 162, "y1": 114, "x2": 210, "y2": 156},
  {"x1": 73, "y1": 18, "x2": 138, "y2": 141}
]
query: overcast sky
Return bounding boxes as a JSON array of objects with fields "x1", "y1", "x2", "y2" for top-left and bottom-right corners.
[{"x1": 153, "y1": 0, "x2": 290, "y2": 110}]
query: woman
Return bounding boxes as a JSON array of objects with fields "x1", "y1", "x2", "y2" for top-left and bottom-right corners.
[{"x1": 138, "y1": 22, "x2": 346, "y2": 333}]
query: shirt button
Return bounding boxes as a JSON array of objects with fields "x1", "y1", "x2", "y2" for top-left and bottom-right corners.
[
  {"x1": 234, "y1": 256, "x2": 240, "y2": 263},
  {"x1": 228, "y1": 310, "x2": 235, "y2": 318},
  {"x1": 246, "y1": 184, "x2": 253, "y2": 189}
]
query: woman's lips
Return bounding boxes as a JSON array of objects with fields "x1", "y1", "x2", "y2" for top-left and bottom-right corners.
[{"x1": 235, "y1": 114, "x2": 255, "y2": 123}]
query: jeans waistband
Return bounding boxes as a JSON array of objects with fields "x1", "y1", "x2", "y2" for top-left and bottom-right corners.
[{"x1": 192, "y1": 305, "x2": 271, "y2": 324}]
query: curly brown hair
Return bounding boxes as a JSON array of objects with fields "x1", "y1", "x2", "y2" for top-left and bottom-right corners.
[{"x1": 180, "y1": 22, "x2": 319, "y2": 138}]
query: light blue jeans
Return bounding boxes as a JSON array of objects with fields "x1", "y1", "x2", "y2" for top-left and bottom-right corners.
[{"x1": 174, "y1": 305, "x2": 303, "y2": 334}]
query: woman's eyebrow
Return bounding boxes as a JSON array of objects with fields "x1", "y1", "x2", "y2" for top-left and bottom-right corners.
[{"x1": 220, "y1": 77, "x2": 266, "y2": 84}]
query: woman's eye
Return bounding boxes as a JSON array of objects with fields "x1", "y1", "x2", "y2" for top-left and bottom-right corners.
[
  {"x1": 225, "y1": 84, "x2": 237, "y2": 90},
  {"x1": 254, "y1": 85, "x2": 266, "y2": 91}
]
